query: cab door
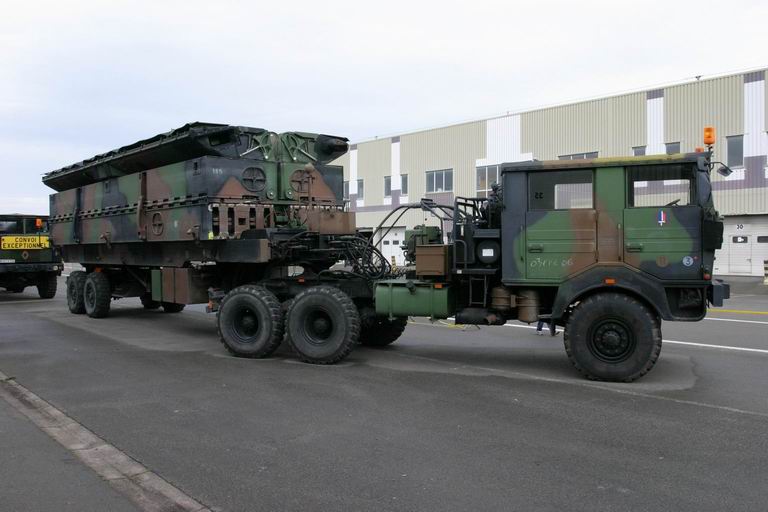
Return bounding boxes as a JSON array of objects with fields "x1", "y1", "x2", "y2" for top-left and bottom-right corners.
[
  {"x1": 525, "y1": 169, "x2": 597, "y2": 281},
  {"x1": 623, "y1": 164, "x2": 702, "y2": 279}
]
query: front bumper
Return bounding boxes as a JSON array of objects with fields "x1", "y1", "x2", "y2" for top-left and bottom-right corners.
[
  {"x1": 707, "y1": 279, "x2": 730, "y2": 307},
  {"x1": 0, "y1": 263, "x2": 63, "y2": 275}
]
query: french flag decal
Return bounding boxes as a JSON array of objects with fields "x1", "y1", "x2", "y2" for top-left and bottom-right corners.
[{"x1": 657, "y1": 210, "x2": 667, "y2": 226}]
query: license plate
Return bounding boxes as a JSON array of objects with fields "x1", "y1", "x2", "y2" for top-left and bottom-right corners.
[{"x1": 0, "y1": 236, "x2": 50, "y2": 250}]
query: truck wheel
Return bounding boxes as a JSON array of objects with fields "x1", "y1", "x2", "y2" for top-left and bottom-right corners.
[
  {"x1": 286, "y1": 286, "x2": 359, "y2": 364},
  {"x1": 218, "y1": 285, "x2": 283, "y2": 358},
  {"x1": 359, "y1": 317, "x2": 407, "y2": 347},
  {"x1": 161, "y1": 302, "x2": 185, "y2": 313},
  {"x1": 83, "y1": 272, "x2": 111, "y2": 318},
  {"x1": 37, "y1": 273, "x2": 58, "y2": 299},
  {"x1": 564, "y1": 292, "x2": 662, "y2": 382},
  {"x1": 66, "y1": 271, "x2": 87, "y2": 314},
  {"x1": 140, "y1": 293, "x2": 161, "y2": 310}
]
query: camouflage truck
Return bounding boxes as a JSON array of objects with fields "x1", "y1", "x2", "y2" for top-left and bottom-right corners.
[
  {"x1": 44, "y1": 123, "x2": 729, "y2": 381},
  {"x1": 376, "y1": 147, "x2": 730, "y2": 381},
  {"x1": 0, "y1": 214, "x2": 62, "y2": 298},
  {"x1": 44, "y1": 123, "x2": 392, "y2": 364}
]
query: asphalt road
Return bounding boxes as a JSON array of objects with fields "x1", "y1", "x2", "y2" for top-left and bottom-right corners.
[{"x1": 1, "y1": 277, "x2": 767, "y2": 511}]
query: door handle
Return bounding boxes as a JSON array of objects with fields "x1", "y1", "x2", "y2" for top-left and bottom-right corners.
[
  {"x1": 626, "y1": 242, "x2": 643, "y2": 252},
  {"x1": 528, "y1": 243, "x2": 543, "y2": 253}
]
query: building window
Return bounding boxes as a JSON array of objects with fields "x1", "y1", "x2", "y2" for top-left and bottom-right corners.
[
  {"x1": 356, "y1": 179, "x2": 364, "y2": 200},
  {"x1": 476, "y1": 165, "x2": 499, "y2": 198},
  {"x1": 343, "y1": 181, "x2": 349, "y2": 200},
  {"x1": 384, "y1": 176, "x2": 391, "y2": 197},
  {"x1": 401, "y1": 174, "x2": 408, "y2": 196},
  {"x1": 558, "y1": 151, "x2": 598, "y2": 160},
  {"x1": 727, "y1": 135, "x2": 744, "y2": 168},
  {"x1": 633, "y1": 146, "x2": 646, "y2": 156},
  {"x1": 528, "y1": 170, "x2": 593, "y2": 210},
  {"x1": 665, "y1": 142, "x2": 680, "y2": 155},
  {"x1": 426, "y1": 169, "x2": 453, "y2": 193},
  {"x1": 732, "y1": 236, "x2": 748, "y2": 243},
  {"x1": 757, "y1": 236, "x2": 768, "y2": 243}
]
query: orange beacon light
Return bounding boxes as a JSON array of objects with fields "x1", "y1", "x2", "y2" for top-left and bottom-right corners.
[{"x1": 703, "y1": 126, "x2": 716, "y2": 146}]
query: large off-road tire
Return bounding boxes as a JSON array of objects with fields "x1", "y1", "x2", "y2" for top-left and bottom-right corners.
[
  {"x1": 66, "y1": 271, "x2": 87, "y2": 314},
  {"x1": 217, "y1": 285, "x2": 283, "y2": 358},
  {"x1": 140, "y1": 293, "x2": 161, "y2": 310},
  {"x1": 161, "y1": 302, "x2": 185, "y2": 313},
  {"x1": 83, "y1": 272, "x2": 111, "y2": 318},
  {"x1": 564, "y1": 292, "x2": 662, "y2": 382},
  {"x1": 286, "y1": 286, "x2": 360, "y2": 364},
  {"x1": 359, "y1": 317, "x2": 408, "y2": 347},
  {"x1": 37, "y1": 273, "x2": 58, "y2": 299}
]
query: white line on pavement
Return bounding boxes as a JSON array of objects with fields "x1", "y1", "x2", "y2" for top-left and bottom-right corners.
[{"x1": 704, "y1": 317, "x2": 768, "y2": 326}]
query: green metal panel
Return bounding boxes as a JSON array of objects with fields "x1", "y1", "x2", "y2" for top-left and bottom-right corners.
[
  {"x1": 524, "y1": 210, "x2": 597, "y2": 281},
  {"x1": 374, "y1": 279, "x2": 453, "y2": 319},
  {"x1": 151, "y1": 269, "x2": 163, "y2": 301}
]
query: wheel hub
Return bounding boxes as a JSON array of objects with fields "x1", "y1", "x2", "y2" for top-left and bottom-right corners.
[
  {"x1": 305, "y1": 310, "x2": 333, "y2": 343},
  {"x1": 235, "y1": 308, "x2": 259, "y2": 340},
  {"x1": 589, "y1": 320, "x2": 635, "y2": 362}
]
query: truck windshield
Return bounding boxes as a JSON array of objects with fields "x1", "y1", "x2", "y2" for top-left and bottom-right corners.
[{"x1": 0, "y1": 219, "x2": 23, "y2": 234}]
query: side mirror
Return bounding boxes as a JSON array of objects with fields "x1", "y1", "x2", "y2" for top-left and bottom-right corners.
[{"x1": 717, "y1": 165, "x2": 732, "y2": 177}]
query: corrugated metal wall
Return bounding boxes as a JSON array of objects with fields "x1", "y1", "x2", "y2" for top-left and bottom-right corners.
[
  {"x1": 355, "y1": 138, "x2": 390, "y2": 203},
  {"x1": 520, "y1": 92, "x2": 646, "y2": 159},
  {"x1": 665, "y1": 74, "x2": 743, "y2": 157}
]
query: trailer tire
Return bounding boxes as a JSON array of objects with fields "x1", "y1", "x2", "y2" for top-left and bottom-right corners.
[
  {"x1": 218, "y1": 285, "x2": 283, "y2": 358},
  {"x1": 67, "y1": 271, "x2": 87, "y2": 314},
  {"x1": 140, "y1": 293, "x2": 161, "y2": 310},
  {"x1": 564, "y1": 292, "x2": 661, "y2": 382},
  {"x1": 84, "y1": 272, "x2": 111, "y2": 318},
  {"x1": 161, "y1": 302, "x2": 185, "y2": 313},
  {"x1": 286, "y1": 286, "x2": 359, "y2": 364},
  {"x1": 359, "y1": 317, "x2": 407, "y2": 347},
  {"x1": 37, "y1": 273, "x2": 58, "y2": 299}
]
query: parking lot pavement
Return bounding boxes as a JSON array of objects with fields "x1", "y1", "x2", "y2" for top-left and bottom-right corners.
[{"x1": 0, "y1": 278, "x2": 767, "y2": 511}]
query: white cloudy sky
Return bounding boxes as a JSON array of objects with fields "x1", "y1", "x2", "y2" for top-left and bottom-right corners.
[{"x1": 1, "y1": 0, "x2": 766, "y2": 213}]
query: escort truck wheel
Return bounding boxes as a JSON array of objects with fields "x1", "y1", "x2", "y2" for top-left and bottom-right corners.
[
  {"x1": 564, "y1": 292, "x2": 661, "y2": 382},
  {"x1": 37, "y1": 273, "x2": 58, "y2": 299},
  {"x1": 140, "y1": 293, "x2": 161, "y2": 310},
  {"x1": 359, "y1": 317, "x2": 407, "y2": 347},
  {"x1": 66, "y1": 271, "x2": 87, "y2": 314},
  {"x1": 83, "y1": 272, "x2": 111, "y2": 318},
  {"x1": 161, "y1": 302, "x2": 185, "y2": 313},
  {"x1": 217, "y1": 285, "x2": 283, "y2": 358},
  {"x1": 286, "y1": 286, "x2": 360, "y2": 364}
]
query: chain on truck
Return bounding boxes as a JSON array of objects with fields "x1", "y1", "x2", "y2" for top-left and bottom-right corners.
[{"x1": 43, "y1": 123, "x2": 730, "y2": 382}]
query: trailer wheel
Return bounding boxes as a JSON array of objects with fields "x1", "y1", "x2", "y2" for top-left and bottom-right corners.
[
  {"x1": 564, "y1": 292, "x2": 661, "y2": 382},
  {"x1": 37, "y1": 273, "x2": 58, "y2": 299},
  {"x1": 218, "y1": 285, "x2": 283, "y2": 358},
  {"x1": 66, "y1": 271, "x2": 87, "y2": 314},
  {"x1": 161, "y1": 302, "x2": 185, "y2": 313},
  {"x1": 84, "y1": 272, "x2": 111, "y2": 318},
  {"x1": 286, "y1": 286, "x2": 359, "y2": 364},
  {"x1": 140, "y1": 293, "x2": 161, "y2": 310},
  {"x1": 359, "y1": 317, "x2": 408, "y2": 347}
]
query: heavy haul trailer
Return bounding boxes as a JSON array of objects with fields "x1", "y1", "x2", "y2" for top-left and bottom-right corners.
[
  {"x1": 44, "y1": 123, "x2": 396, "y2": 363},
  {"x1": 376, "y1": 148, "x2": 731, "y2": 381},
  {"x1": 0, "y1": 214, "x2": 62, "y2": 297}
]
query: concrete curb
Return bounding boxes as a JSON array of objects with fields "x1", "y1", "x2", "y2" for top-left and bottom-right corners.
[{"x1": 0, "y1": 371, "x2": 214, "y2": 512}]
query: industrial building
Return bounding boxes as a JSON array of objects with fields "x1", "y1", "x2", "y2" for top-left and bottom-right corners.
[{"x1": 332, "y1": 67, "x2": 768, "y2": 276}]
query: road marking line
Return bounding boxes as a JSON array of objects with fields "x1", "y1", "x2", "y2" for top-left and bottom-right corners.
[
  {"x1": 0, "y1": 370, "x2": 212, "y2": 512},
  {"x1": 704, "y1": 317, "x2": 768, "y2": 326},
  {"x1": 710, "y1": 309, "x2": 768, "y2": 316},
  {"x1": 0, "y1": 299, "x2": 54, "y2": 305}
]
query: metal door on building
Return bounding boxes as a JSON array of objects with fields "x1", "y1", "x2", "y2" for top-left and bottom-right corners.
[
  {"x1": 379, "y1": 227, "x2": 406, "y2": 267},
  {"x1": 727, "y1": 235, "x2": 752, "y2": 274}
]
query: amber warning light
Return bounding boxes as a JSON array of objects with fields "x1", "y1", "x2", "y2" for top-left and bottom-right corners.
[
  {"x1": 703, "y1": 126, "x2": 716, "y2": 146},
  {"x1": 35, "y1": 218, "x2": 43, "y2": 229}
]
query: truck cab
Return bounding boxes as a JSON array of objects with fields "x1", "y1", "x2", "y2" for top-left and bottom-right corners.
[{"x1": 0, "y1": 215, "x2": 62, "y2": 298}]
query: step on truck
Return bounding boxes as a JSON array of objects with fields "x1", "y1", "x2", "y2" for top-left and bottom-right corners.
[
  {"x1": 0, "y1": 214, "x2": 62, "y2": 298},
  {"x1": 44, "y1": 123, "x2": 729, "y2": 381}
]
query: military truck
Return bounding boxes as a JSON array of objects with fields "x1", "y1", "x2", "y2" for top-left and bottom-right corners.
[
  {"x1": 0, "y1": 214, "x2": 62, "y2": 298},
  {"x1": 44, "y1": 123, "x2": 729, "y2": 381}
]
